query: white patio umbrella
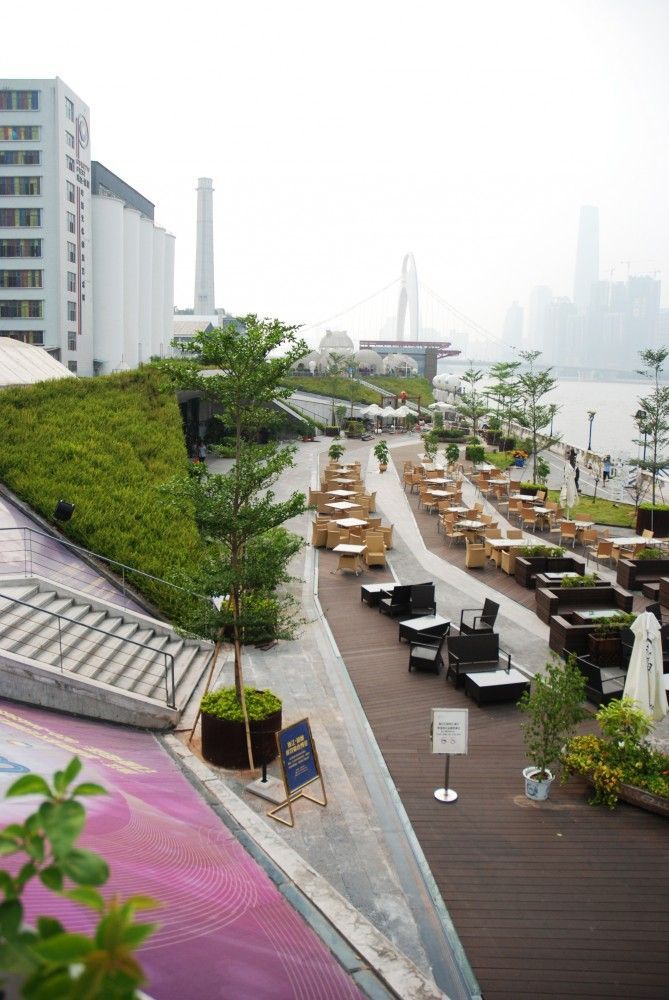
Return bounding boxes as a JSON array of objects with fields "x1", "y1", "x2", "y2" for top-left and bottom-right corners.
[
  {"x1": 560, "y1": 463, "x2": 578, "y2": 517},
  {"x1": 623, "y1": 611, "x2": 668, "y2": 721},
  {"x1": 428, "y1": 401, "x2": 450, "y2": 411},
  {"x1": 379, "y1": 405, "x2": 398, "y2": 420},
  {"x1": 360, "y1": 403, "x2": 383, "y2": 417},
  {"x1": 393, "y1": 404, "x2": 412, "y2": 418}
]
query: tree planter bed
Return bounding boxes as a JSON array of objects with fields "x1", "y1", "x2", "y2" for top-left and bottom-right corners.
[
  {"x1": 535, "y1": 583, "x2": 633, "y2": 626},
  {"x1": 515, "y1": 555, "x2": 585, "y2": 589},
  {"x1": 616, "y1": 558, "x2": 669, "y2": 591},
  {"x1": 549, "y1": 613, "x2": 598, "y2": 657},
  {"x1": 201, "y1": 706, "x2": 282, "y2": 770}
]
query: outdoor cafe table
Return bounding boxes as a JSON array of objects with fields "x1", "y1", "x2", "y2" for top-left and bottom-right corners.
[
  {"x1": 510, "y1": 493, "x2": 541, "y2": 503},
  {"x1": 424, "y1": 477, "x2": 453, "y2": 486},
  {"x1": 326, "y1": 489, "x2": 357, "y2": 497},
  {"x1": 398, "y1": 614, "x2": 451, "y2": 643},
  {"x1": 325, "y1": 501, "x2": 359, "y2": 512},
  {"x1": 574, "y1": 607, "x2": 622, "y2": 622},
  {"x1": 447, "y1": 505, "x2": 469, "y2": 514},
  {"x1": 427, "y1": 489, "x2": 452, "y2": 498},
  {"x1": 611, "y1": 535, "x2": 665, "y2": 548},
  {"x1": 475, "y1": 463, "x2": 497, "y2": 472},
  {"x1": 485, "y1": 537, "x2": 529, "y2": 550},
  {"x1": 334, "y1": 517, "x2": 368, "y2": 528},
  {"x1": 456, "y1": 520, "x2": 486, "y2": 535},
  {"x1": 332, "y1": 543, "x2": 366, "y2": 575}
]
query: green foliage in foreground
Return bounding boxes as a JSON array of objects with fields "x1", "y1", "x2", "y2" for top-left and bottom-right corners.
[
  {"x1": 0, "y1": 757, "x2": 156, "y2": 998},
  {"x1": 280, "y1": 375, "x2": 434, "y2": 407},
  {"x1": 200, "y1": 686, "x2": 282, "y2": 722},
  {"x1": 0, "y1": 370, "x2": 203, "y2": 620}
]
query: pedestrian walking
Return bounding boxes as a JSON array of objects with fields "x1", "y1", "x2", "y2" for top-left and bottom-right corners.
[
  {"x1": 197, "y1": 439, "x2": 207, "y2": 464},
  {"x1": 603, "y1": 455, "x2": 611, "y2": 484},
  {"x1": 574, "y1": 465, "x2": 581, "y2": 494}
]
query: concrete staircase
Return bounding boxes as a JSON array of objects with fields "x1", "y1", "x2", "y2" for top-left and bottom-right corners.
[{"x1": 0, "y1": 576, "x2": 214, "y2": 729}]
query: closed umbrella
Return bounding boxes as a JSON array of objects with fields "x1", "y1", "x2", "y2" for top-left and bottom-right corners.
[
  {"x1": 623, "y1": 611, "x2": 668, "y2": 721},
  {"x1": 560, "y1": 463, "x2": 578, "y2": 517}
]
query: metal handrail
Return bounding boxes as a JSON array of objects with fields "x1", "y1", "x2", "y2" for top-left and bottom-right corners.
[
  {"x1": 0, "y1": 592, "x2": 176, "y2": 708},
  {"x1": 0, "y1": 526, "x2": 209, "y2": 607}
]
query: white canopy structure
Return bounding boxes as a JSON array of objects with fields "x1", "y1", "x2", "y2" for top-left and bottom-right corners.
[
  {"x1": 0, "y1": 339, "x2": 75, "y2": 388},
  {"x1": 360, "y1": 403, "x2": 384, "y2": 417}
]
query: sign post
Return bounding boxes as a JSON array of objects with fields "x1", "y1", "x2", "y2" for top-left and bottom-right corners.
[
  {"x1": 268, "y1": 719, "x2": 327, "y2": 827},
  {"x1": 431, "y1": 708, "x2": 468, "y2": 803}
]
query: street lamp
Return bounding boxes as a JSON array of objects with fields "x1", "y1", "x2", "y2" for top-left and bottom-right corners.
[{"x1": 587, "y1": 410, "x2": 596, "y2": 450}]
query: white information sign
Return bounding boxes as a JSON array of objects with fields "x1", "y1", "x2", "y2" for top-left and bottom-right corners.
[{"x1": 431, "y1": 708, "x2": 469, "y2": 756}]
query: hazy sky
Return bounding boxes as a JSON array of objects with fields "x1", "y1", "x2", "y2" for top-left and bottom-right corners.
[{"x1": 6, "y1": 0, "x2": 668, "y2": 348}]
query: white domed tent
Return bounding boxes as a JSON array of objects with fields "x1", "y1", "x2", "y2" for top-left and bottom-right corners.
[
  {"x1": 318, "y1": 329, "x2": 355, "y2": 355},
  {"x1": 290, "y1": 350, "x2": 326, "y2": 375},
  {"x1": 382, "y1": 353, "x2": 417, "y2": 375},
  {"x1": 354, "y1": 349, "x2": 383, "y2": 374}
]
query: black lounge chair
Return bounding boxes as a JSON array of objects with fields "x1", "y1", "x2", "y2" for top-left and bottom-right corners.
[
  {"x1": 408, "y1": 630, "x2": 449, "y2": 674},
  {"x1": 408, "y1": 582, "x2": 436, "y2": 617},
  {"x1": 379, "y1": 585, "x2": 412, "y2": 618},
  {"x1": 459, "y1": 598, "x2": 499, "y2": 635},
  {"x1": 575, "y1": 654, "x2": 626, "y2": 707},
  {"x1": 446, "y1": 632, "x2": 511, "y2": 688}
]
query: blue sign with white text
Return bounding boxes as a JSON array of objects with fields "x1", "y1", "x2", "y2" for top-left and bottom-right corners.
[{"x1": 278, "y1": 720, "x2": 319, "y2": 795}]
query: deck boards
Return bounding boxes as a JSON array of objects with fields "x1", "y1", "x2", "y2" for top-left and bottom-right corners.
[{"x1": 317, "y1": 451, "x2": 669, "y2": 999}]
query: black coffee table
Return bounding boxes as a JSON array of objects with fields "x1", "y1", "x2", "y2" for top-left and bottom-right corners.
[
  {"x1": 463, "y1": 668, "x2": 530, "y2": 705},
  {"x1": 361, "y1": 583, "x2": 397, "y2": 607},
  {"x1": 398, "y1": 614, "x2": 450, "y2": 644}
]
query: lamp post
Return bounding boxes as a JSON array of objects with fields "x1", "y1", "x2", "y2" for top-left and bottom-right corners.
[
  {"x1": 587, "y1": 410, "x2": 596, "y2": 451},
  {"x1": 635, "y1": 409, "x2": 649, "y2": 462}
]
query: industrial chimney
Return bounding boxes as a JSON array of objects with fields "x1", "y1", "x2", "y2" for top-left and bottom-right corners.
[{"x1": 194, "y1": 177, "x2": 215, "y2": 315}]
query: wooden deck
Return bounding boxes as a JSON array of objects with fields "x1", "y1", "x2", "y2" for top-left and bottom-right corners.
[{"x1": 317, "y1": 452, "x2": 669, "y2": 999}]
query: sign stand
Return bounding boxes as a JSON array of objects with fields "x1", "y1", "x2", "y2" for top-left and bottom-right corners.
[
  {"x1": 246, "y1": 761, "x2": 285, "y2": 805},
  {"x1": 430, "y1": 707, "x2": 468, "y2": 804},
  {"x1": 268, "y1": 719, "x2": 327, "y2": 828}
]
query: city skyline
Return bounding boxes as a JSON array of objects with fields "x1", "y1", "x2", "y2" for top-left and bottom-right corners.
[{"x1": 3, "y1": 1, "x2": 668, "y2": 350}]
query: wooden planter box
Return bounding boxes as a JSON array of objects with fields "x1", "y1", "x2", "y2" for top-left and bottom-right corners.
[
  {"x1": 535, "y1": 583, "x2": 634, "y2": 626},
  {"x1": 515, "y1": 555, "x2": 585, "y2": 590},
  {"x1": 659, "y1": 577, "x2": 669, "y2": 609},
  {"x1": 549, "y1": 613, "x2": 597, "y2": 657},
  {"x1": 201, "y1": 706, "x2": 282, "y2": 770},
  {"x1": 587, "y1": 633, "x2": 624, "y2": 666},
  {"x1": 636, "y1": 507, "x2": 669, "y2": 536},
  {"x1": 616, "y1": 558, "x2": 669, "y2": 591}
]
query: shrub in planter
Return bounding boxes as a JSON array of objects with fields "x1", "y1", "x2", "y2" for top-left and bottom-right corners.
[
  {"x1": 201, "y1": 686, "x2": 283, "y2": 769},
  {"x1": 636, "y1": 504, "x2": 669, "y2": 536},
  {"x1": 519, "y1": 482, "x2": 543, "y2": 494},
  {"x1": 635, "y1": 547, "x2": 663, "y2": 560},
  {"x1": 562, "y1": 698, "x2": 669, "y2": 809},
  {"x1": 374, "y1": 439, "x2": 390, "y2": 470},
  {"x1": 520, "y1": 544, "x2": 564, "y2": 557},
  {"x1": 465, "y1": 444, "x2": 485, "y2": 463},
  {"x1": 324, "y1": 425, "x2": 340, "y2": 437},
  {"x1": 328, "y1": 441, "x2": 345, "y2": 461},
  {"x1": 445, "y1": 443, "x2": 460, "y2": 465},
  {"x1": 587, "y1": 612, "x2": 637, "y2": 666},
  {"x1": 560, "y1": 573, "x2": 599, "y2": 588}
]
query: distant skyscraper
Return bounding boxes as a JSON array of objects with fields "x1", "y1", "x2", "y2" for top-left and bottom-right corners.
[
  {"x1": 502, "y1": 301, "x2": 523, "y2": 348},
  {"x1": 573, "y1": 205, "x2": 599, "y2": 313},
  {"x1": 194, "y1": 177, "x2": 215, "y2": 314},
  {"x1": 527, "y1": 286, "x2": 552, "y2": 352}
]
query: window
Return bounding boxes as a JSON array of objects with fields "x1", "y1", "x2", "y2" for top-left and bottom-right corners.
[
  {"x1": 0, "y1": 150, "x2": 40, "y2": 165},
  {"x1": 66, "y1": 154, "x2": 74, "y2": 172},
  {"x1": 67, "y1": 242, "x2": 76, "y2": 263},
  {"x1": 65, "y1": 131, "x2": 75, "y2": 149},
  {"x1": 0, "y1": 239, "x2": 42, "y2": 258},
  {"x1": 68, "y1": 331, "x2": 77, "y2": 351},
  {"x1": 0, "y1": 209, "x2": 42, "y2": 227},
  {"x1": 0, "y1": 177, "x2": 41, "y2": 196},
  {"x1": 0, "y1": 270, "x2": 42, "y2": 288},
  {"x1": 67, "y1": 211, "x2": 75, "y2": 234},
  {"x1": 67, "y1": 271, "x2": 76, "y2": 292},
  {"x1": 67, "y1": 301, "x2": 76, "y2": 322},
  {"x1": 0, "y1": 330, "x2": 44, "y2": 345},
  {"x1": 65, "y1": 97, "x2": 74, "y2": 121},
  {"x1": 67, "y1": 361, "x2": 78, "y2": 374},
  {"x1": 66, "y1": 181, "x2": 75, "y2": 204},
  {"x1": 0, "y1": 90, "x2": 39, "y2": 111},
  {"x1": 0, "y1": 126, "x2": 40, "y2": 141},
  {"x1": 0, "y1": 300, "x2": 43, "y2": 318}
]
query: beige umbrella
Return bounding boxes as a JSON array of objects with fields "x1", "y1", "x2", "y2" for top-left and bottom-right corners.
[
  {"x1": 623, "y1": 611, "x2": 668, "y2": 721},
  {"x1": 560, "y1": 463, "x2": 578, "y2": 517}
]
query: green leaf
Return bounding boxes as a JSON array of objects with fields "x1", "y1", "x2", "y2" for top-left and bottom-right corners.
[
  {"x1": 62, "y1": 757, "x2": 83, "y2": 788},
  {"x1": 64, "y1": 886, "x2": 105, "y2": 912},
  {"x1": 125, "y1": 894, "x2": 159, "y2": 912},
  {"x1": 39, "y1": 865, "x2": 63, "y2": 892},
  {"x1": 16, "y1": 861, "x2": 36, "y2": 890},
  {"x1": 32, "y1": 931, "x2": 94, "y2": 962},
  {"x1": 53, "y1": 769, "x2": 67, "y2": 795},
  {"x1": 36, "y1": 916, "x2": 65, "y2": 939},
  {"x1": 41, "y1": 799, "x2": 86, "y2": 857},
  {"x1": 24, "y1": 833, "x2": 45, "y2": 863},
  {"x1": 5, "y1": 774, "x2": 51, "y2": 799},
  {"x1": 120, "y1": 921, "x2": 157, "y2": 949},
  {"x1": 61, "y1": 848, "x2": 109, "y2": 886},
  {"x1": 0, "y1": 898, "x2": 23, "y2": 937},
  {"x1": 0, "y1": 869, "x2": 16, "y2": 894},
  {"x1": 0, "y1": 833, "x2": 22, "y2": 856},
  {"x1": 71, "y1": 783, "x2": 106, "y2": 797},
  {"x1": 22, "y1": 970, "x2": 75, "y2": 1000}
]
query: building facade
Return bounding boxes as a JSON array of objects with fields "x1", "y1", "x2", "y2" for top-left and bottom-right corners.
[{"x1": 0, "y1": 78, "x2": 174, "y2": 376}]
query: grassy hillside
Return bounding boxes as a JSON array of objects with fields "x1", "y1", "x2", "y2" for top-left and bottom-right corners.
[
  {"x1": 281, "y1": 374, "x2": 434, "y2": 406},
  {"x1": 0, "y1": 370, "x2": 202, "y2": 618}
]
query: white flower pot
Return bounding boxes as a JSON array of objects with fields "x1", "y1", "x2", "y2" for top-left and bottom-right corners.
[{"x1": 523, "y1": 766, "x2": 554, "y2": 801}]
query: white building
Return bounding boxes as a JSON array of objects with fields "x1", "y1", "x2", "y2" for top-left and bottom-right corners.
[{"x1": 0, "y1": 78, "x2": 174, "y2": 376}]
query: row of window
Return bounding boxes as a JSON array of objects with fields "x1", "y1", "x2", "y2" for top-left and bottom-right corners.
[
  {"x1": 0, "y1": 269, "x2": 42, "y2": 288},
  {"x1": 0, "y1": 150, "x2": 40, "y2": 165},
  {"x1": 0, "y1": 208, "x2": 41, "y2": 227},
  {"x1": 0, "y1": 126, "x2": 40, "y2": 142},
  {"x1": 65, "y1": 97, "x2": 74, "y2": 122},
  {"x1": 0, "y1": 330, "x2": 44, "y2": 345},
  {"x1": 0, "y1": 91, "x2": 39, "y2": 111},
  {"x1": 0, "y1": 299, "x2": 43, "y2": 318},
  {"x1": 0, "y1": 176, "x2": 41, "y2": 196},
  {"x1": 0, "y1": 239, "x2": 41, "y2": 257}
]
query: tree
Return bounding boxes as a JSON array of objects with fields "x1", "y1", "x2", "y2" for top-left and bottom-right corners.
[
  {"x1": 516, "y1": 350, "x2": 561, "y2": 482},
  {"x1": 487, "y1": 361, "x2": 523, "y2": 440},
  {"x1": 325, "y1": 351, "x2": 350, "y2": 425},
  {"x1": 455, "y1": 366, "x2": 488, "y2": 437},
  {"x1": 157, "y1": 316, "x2": 309, "y2": 767},
  {"x1": 630, "y1": 348, "x2": 669, "y2": 506}
]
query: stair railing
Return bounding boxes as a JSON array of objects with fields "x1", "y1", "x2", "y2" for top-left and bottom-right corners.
[{"x1": 0, "y1": 593, "x2": 176, "y2": 708}]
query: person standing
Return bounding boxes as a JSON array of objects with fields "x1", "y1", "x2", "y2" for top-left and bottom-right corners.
[
  {"x1": 574, "y1": 464, "x2": 581, "y2": 494},
  {"x1": 603, "y1": 455, "x2": 611, "y2": 484},
  {"x1": 197, "y1": 439, "x2": 207, "y2": 464}
]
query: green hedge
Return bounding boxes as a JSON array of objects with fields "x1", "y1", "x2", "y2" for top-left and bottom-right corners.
[{"x1": 0, "y1": 370, "x2": 203, "y2": 621}]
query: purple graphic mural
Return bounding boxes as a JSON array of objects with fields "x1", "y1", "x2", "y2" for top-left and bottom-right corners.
[{"x1": 0, "y1": 701, "x2": 362, "y2": 999}]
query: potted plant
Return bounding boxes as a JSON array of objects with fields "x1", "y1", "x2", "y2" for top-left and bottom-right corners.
[
  {"x1": 328, "y1": 441, "x2": 345, "y2": 462},
  {"x1": 517, "y1": 654, "x2": 586, "y2": 800},
  {"x1": 422, "y1": 431, "x2": 439, "y2": 462},
  {"x1": 559, "y1": 572, "x2": 599, "y2": 588},
  {"x1": 201, "y1": 686, "x2": 282, "y2": 769},
  {"x1": 562, "y1": 698, "x2": 669, "y2": 814},
  {"x1": 587, "y1": 612, "x2": 636, "y2": 666},
  {"x1": 445, "y1": 443, "x2": 460, "y2": 467},
  {"x1": 302, "y1": 420, "x2": 316, "y2": 442},
  {"x1": 374, "y1": 438, "x2": 390, "y2": 472}
]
